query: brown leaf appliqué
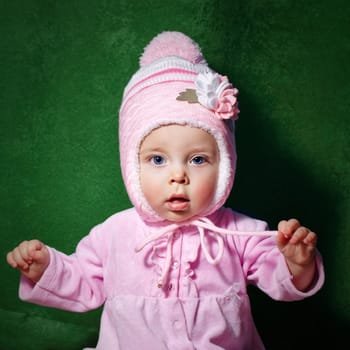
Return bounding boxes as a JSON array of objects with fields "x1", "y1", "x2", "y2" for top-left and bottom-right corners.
[{"x1": 176, "y1": 89, "x2": 199, "y2": 104}]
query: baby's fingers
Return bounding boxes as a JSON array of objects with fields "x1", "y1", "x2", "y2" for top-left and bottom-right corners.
[
  {"x1": 278, "y1": 218, "x2": 300, "y2": 239},
  {"x1": 289, "y1": 226, "x2": 310, "y2": 244},
  {"x1": 7, "y1": 246, "x2": 30, "y2": 270},
  {"x1": 6, "y1": 250, "x2": 19, "y2": 269},
  {"x1": 25, "y1": 239, "x2": 44, "y2": 257},
  {"x1": 289, "y1": 227, "x2": 317, "y2": 246},
  {"x1": 303, "y1": 231, "x2": 317, "y2": 247},
  {"x1": 7, "y1": 240, "x2": 44, "y2": 270},
  {"x1": 30, "y1": 243, "x2": 49, "y2": 266}
]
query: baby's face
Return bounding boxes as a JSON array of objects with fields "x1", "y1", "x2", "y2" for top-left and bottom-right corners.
[{"x1": 139, "y1": 124, "x2": 219, "y2": 222}]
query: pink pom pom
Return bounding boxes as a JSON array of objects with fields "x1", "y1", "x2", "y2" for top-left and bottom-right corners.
[{"x1": 140, "y1": 31, "x2": 206, "y2": 67}]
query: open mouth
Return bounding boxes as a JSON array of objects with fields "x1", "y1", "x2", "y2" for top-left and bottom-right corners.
[{"x1": 166, "y1": 195, "x2": 189, "y2": 211}]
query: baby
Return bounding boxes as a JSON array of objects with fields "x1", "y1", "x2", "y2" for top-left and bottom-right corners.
[{"x1": 7, "y1": 31, "x2": 324, "y2": 350}]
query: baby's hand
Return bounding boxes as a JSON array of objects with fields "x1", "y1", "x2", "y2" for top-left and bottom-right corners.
[
  {"x1": 276, "y1": 219, "x2": 318, "y2": 291},
  {"x1": 276, "y1": 218, "x2": 317, "y2": 266},
  {"x1": 6, "y1": 240, "x2": 50, "y2": 283}
]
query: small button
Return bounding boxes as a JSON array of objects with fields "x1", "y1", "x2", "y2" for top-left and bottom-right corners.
[{"x1": 172, "y1": 261, "x2": 179, "y2": 269}]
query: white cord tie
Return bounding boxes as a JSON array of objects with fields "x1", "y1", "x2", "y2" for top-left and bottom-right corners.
[{"x1": 135, "y1": 217, "x2": 277, "y2": 288}]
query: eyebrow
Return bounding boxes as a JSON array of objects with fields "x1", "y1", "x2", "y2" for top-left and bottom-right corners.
[{"x1": 139, "y1": 146, "x2": 165, "y2": 154}]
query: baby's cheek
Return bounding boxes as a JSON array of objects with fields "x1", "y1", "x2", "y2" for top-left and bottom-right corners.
[{"x1": 195, "y1": 181, "x2": 216, "y2": 209}]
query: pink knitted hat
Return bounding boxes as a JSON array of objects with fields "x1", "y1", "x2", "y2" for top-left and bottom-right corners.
[{"x1": 119, "y1": 31, "x2": 239, "y2": 223}]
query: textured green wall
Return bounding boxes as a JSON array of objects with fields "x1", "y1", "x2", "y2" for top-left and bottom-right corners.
[{"x1": 1, "y1": 0, "x2": 349, "y2": 348}]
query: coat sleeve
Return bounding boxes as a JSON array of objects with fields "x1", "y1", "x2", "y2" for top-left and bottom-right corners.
[
  {"x1": 19, "y1": 224, "x2": 107, "y2": 312},
  {"x1": 243, "y1": 236, "x2": 324, "y2": 301}
]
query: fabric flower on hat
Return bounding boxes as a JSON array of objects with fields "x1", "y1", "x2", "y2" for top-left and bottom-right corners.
[{"x1": 195, "y1": 71, "x2": 239, "y2": 120}]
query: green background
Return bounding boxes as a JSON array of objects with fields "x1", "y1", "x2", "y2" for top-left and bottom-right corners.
[{"x1": 1, "y1": 0, "x2": 349, "y2": 348}]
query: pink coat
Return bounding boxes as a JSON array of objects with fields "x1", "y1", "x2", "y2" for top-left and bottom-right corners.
[{"x1": 19, "y1": 207, "x2": 324, "y2": 349}]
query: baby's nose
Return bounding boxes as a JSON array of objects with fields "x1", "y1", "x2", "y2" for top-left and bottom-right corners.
[{"x1": 169, "y1": 167, "x2": 189, "y2": 185}]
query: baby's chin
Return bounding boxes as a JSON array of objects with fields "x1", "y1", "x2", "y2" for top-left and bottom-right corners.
[{"x1": 158, "y1": 209, "x2": 204, "y2": 224}]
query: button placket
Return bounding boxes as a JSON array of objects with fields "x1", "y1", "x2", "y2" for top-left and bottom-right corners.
[
  {"x1": 161, "y1": 229, "x2": 182, "y2": 295},
  {"x1": 179, "y1": 231, "x2": 200, "y2": 295}
]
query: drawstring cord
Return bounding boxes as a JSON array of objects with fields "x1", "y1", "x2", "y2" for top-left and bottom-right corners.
[{"x1": 135, "y1": 217, "x2": 278, "y2": 288}]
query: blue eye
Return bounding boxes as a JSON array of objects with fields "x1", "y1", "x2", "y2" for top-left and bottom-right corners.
[
  {"x1": 191, "y1": 156, "x2": 206, "y2": 165},
  {"x1": 151, "y1": 155, "x2": 165, "y2": 165}
]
